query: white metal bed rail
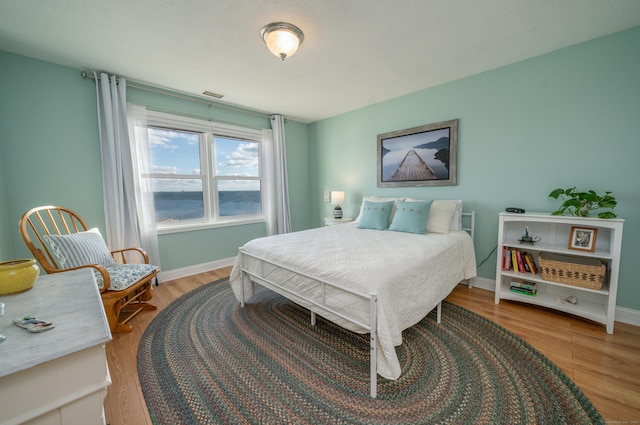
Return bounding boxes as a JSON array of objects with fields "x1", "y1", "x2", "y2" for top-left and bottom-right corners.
[
  {"x1": 462, "y1": 211, "x2": 475, "y2": 240},
  {"x1": 239, "y1": 249, "x2": 380, "y2": 398},
  {"x1": 462, "y1": 211, "x2": 476, "y2": 288}
]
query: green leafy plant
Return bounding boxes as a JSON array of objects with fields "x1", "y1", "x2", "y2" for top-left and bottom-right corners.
[{"x1": 548, "y1": 187, "x2": 617, "y2": 218}]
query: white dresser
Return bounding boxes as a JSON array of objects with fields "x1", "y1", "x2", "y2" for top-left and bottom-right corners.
[{"x1": 0, "y1": 269, "x2": 112, "y2": 425}]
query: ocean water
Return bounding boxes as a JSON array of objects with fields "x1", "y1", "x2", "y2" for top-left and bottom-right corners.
[{"x1": 153, "y1": 191, "x2": 261, "y2": 222}]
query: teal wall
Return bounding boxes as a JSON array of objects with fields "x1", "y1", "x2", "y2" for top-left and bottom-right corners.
[
  {"x1": 1, "y1": 26, "x2": 638, "y2": 311},
  {"x1": 0, "y1": 136, "x2": 11, "y2": 260},
  {"x1": 0, "y1": 52, "x2": 106, "y2": 254},
  {"x1": 309, "y1": 26, "x2": 640, "y2": 311},
  {"x1": 0, "y1": 51, "x2": 311, "y2": 271}
]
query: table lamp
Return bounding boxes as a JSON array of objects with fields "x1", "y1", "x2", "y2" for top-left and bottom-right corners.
[{"x1": 331, "y1": 191, "x2": 345, "y2": 219}]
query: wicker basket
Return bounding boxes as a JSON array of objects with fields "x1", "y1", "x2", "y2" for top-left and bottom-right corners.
[{"x1": 538, "y1": 252, "x2": 607, "y2": 290}]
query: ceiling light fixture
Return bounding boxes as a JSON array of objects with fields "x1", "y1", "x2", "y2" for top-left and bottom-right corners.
[{"x1": 260, "y1": 22, "x2": 304, "y2": 61}]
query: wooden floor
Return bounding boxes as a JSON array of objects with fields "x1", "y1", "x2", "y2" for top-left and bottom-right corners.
[{"x1": 104, "y1": 267, "x2": 640, "y2": 424}]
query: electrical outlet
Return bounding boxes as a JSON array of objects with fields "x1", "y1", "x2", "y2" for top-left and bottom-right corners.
[{"x1": 324, "y1": 191, "x2": 330, "y2": 202}]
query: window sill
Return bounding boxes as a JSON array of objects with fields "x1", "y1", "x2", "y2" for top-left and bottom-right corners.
[{"x1": 156, "y1": 217, "x2": 266, "y2": 235}]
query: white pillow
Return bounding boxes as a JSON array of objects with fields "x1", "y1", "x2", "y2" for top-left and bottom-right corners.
[
  {"x1": 426, "y1": 200, "x2": 459, "y2": 234},
  {"x1": 354, "y1": 196, "x2": 404, "y2": 224},
  {"x1": 406, "y1": 198, "x2": 463, "y2": 231},
  {"x1": 450, "y1": 200, "x2": 464, "y2": 230}
]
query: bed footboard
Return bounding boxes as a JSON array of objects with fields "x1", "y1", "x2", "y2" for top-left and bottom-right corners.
[
  {"x1": 239, "y1": 249, "x2": 380, "y2": 398},
  {"x1": 238, "y1": 250, "x2": 446, "y2": 398}
]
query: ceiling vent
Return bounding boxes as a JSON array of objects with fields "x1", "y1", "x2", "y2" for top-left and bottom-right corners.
[{"x1": 202, "y1": 90, "x2": 224, "y2": 99}]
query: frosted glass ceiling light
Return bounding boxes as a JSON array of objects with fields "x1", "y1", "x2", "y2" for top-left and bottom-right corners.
[{"x1": 261, "y1": 22, "x2": 304, "y2": 61}]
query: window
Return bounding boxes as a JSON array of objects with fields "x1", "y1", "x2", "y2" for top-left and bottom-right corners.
[
  {"x1": 144, "y1": 111, "x2": 267, "y2": 232},
  {"x1": 213, "y1": 137, "x2": 262, "y2": 217}
]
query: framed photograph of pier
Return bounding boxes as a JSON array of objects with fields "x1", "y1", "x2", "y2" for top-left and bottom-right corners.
[{"x1": 377, "y1": 119, "x2": 458, "y2": 187}]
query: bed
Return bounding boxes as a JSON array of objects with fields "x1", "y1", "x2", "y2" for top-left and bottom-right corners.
[{"x1": 229, "y1": 198, "x2": 476, "y2": 398}]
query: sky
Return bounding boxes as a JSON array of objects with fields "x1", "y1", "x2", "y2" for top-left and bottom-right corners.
[
  {"x1": 147, "y1": 128, "x2": 259, "y2": 192},
  {"x1": 381, "y1": 128, "x2": 450, "y2": 151}
]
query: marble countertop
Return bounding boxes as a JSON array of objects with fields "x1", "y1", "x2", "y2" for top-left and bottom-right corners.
[{"x1": 0, "y1": 269, "x2": 112, "y2": 378}]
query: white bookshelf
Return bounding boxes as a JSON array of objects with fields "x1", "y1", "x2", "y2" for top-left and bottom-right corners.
[{"x1": 495, "y1": 212, "x2": 624, "y2": 333}]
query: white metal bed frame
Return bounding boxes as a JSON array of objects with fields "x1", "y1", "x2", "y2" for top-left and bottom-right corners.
[{"x1": 238, "y1": 211, "x2": 475, "y2": 398}]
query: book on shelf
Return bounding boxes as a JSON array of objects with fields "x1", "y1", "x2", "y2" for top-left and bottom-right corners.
[
  {"x1": 504, "y1": 248, "x2": 539, "y2": 275},
  {"x1": 520, "y1": 251, "x2": 531, "y2": 272},
  {"x1": 524, "y1": 252, "x2": 538, "y2": 274},
  {"x1": 502, "y1": 247, "x2": 512, "y2": 271},
  {"x1": 516, "y1": 250, "x2": 526, "y2": 273},
  {"x1": 509, "y1": 286, "x2": 537, "y2": 296},
  {"x1": 510, "y1": 279, "x2": 537, "y2": 296},
  {"x1": 511, "y1": 279, "x2": 537, "y2": 291}
]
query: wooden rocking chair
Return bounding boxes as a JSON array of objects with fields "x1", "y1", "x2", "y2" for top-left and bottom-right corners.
[{"x1": 19, "y1": 206, "x2": 159, "y2": 333}]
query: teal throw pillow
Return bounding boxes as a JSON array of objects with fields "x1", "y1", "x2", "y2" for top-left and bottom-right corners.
[
  {"x1": 389, "y1": 200, "x2": 432, "y2": 234},
  {"x1": 357, "y1": 200, "x2": 395, "y2": 230}
]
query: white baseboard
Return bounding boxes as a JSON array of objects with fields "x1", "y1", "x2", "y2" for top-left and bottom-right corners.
[
  {"x1": 467, "y1": 276, "x2": 495, "y2": 291},
  {"x1": 463, "y1": 277, "x2": 640, "y2": 328},
  {"x1": 614, "y1": 306, "x2": 640, "y2": 328},
  {"x1": 157, "y1": 257, "x2": 236, "y2": 282}
]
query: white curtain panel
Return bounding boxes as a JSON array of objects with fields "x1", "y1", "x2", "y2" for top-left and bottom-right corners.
[
  {"x1": 262, "y1": 128, "x2": 276, "y2": 234},
  {"x1": 265, "y1": 114, "x2": 292, "y2": 235},
  {"x1": 127, "y1": 103, "x2": 161, "y2": 266},
  {"x1": 95, "y1": 73, "x2": 159, "y2": 266}
]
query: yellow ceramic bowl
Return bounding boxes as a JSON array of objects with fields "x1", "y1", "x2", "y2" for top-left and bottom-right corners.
[{"x1": 0, "y1": 259, "x2": 40, "y2": 295}]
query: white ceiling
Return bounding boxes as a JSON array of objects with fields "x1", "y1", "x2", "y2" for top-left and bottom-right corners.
[{"x1": 1, "y1": 0, "x2": 640, "y2": 123}]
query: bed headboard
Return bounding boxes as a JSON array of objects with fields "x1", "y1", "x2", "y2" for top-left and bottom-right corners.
[{"x1": 461, "y1": 211, "x2": 476, "y2": 240}]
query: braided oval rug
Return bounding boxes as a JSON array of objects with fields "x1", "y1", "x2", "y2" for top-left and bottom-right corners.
[{"x1": 137, "y1": 278, "x2": 604, "y2": 425}]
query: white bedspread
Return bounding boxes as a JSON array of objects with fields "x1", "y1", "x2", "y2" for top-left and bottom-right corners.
[{"x1": 229, "y1": 223, "x2": 476, "y2": 380}]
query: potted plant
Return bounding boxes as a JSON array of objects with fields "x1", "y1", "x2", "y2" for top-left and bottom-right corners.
[{"x1": 548, "y1": 187, "x2": 617, "y2": 218}]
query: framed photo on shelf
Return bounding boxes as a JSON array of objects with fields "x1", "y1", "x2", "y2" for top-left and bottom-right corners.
[
  {"x1": 377, "y1": 119, "x2": 458, "y2": 187},
  {"x1": 568, "y1": 226, "x2": 598, "y2": 252}
]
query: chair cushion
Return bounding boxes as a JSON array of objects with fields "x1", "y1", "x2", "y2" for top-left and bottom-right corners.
[
  {"x1": 43, "y1": 228, "x2": 116, "y2": 268},
  {"x1": 94, "y1": 263, "x2": 159, "y2": 291}
]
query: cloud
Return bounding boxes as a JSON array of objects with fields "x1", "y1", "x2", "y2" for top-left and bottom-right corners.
[
  {"x1": 148, "y1": 128, "x2": 198, "y2": 150},
  {"x1": 152, "y1": 165, "x2": 179, "y2": 174},
  {"x1": 218, "y1": 143, "x2": 259, "y2": 169},
  {"x1": 218, "y1": 179, "x2": 260, "y2": 191},
  {"x1": 152, "y1": 178, "x2": 202, "y2": 192}
]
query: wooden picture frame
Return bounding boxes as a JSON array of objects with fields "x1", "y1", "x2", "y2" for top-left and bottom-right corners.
[
  {"x1": 377, "y1": 119, "x2": 458, "y2": 187},
  {"x1": 568, "y1": 226, "x2": 598, "y2": 252}
]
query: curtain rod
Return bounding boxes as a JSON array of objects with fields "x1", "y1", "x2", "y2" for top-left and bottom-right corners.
[
  {"x1": 144, "y1": 105, "x2": 265, "y2": 131},
  {"x1": 80, "y1": 71, "x2": 273, "y2": 119}
]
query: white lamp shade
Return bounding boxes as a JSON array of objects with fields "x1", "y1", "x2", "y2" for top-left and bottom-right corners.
[{"x1": 330, "y1": 191, "x2": 345, "y2": 205}]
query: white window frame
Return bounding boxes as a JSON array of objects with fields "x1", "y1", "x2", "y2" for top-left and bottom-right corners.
[{"x1": 145, "y1": 110, "x2": 269, "y2": 234}]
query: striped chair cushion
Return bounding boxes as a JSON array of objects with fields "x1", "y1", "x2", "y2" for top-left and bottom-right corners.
[{"x1": 44, "y1": 228, "x2": 116, "y2": 269}]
